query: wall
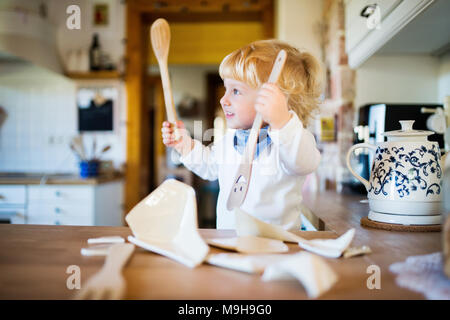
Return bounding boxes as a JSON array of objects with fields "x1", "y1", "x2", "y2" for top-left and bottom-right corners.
[
  {"x1": 276, "y1": 0, "x2": 324, "y2": 62},
  {"x1": 0, "y1": 63, "x2": 78, "y2": 172},
  {"x1": 0, "y1": 62, "x2": 127, "y2": 173},
  {"x1": 354, "y1": 54, "x2": 441, "y2": 110},
  {"x1": 438, "y1": 52, "x2": 450, "y2": 103},
  {"x1": 0, "y1": 0, "x2": 127, "y2": 173},
  {"x1": 47, "y1": 0, "x2": 125, "y2": 71}
]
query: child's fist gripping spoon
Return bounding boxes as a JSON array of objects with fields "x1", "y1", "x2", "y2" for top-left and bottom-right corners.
[
  {"x1": 226, "y1": 50, "x2": 287, "y2": 210},
  {"x1": 150, "y1": 18, "x2": 179, "y2": 140}
]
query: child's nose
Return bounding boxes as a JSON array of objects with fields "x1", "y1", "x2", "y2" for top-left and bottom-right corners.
[{"x1": 220, "y1": 94, "x2": 230, "y2": 107}]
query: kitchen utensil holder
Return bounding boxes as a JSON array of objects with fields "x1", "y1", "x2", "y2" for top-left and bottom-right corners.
[{"x1": 79, "y1": 160, "x2": 99, "y2": 178}]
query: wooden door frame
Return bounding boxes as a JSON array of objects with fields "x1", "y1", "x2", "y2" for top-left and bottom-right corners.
[{"x1": 124, "y1": 0, "x2": 274, "y2": 214}]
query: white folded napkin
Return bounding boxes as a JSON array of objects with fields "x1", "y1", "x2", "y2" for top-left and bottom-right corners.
[
  {"x1": 262, "y1": 252, "x2": 338, "y2": 298},
  {"x1": 235, "y1": 208, "x2": 355, "y2": 258}
]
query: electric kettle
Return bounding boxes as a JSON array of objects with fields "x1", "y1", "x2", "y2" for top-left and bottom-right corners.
[{"x1": 347, "y1": 120, "x2": 448, "y2": 225}]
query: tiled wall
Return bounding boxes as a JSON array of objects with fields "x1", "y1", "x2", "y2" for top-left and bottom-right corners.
[
  {"x1": 0, "y1": 64, "x2": 77, "y2": 173},
  {"x1": 0, "y1": 63, "x2": 126, "y2": 173}
]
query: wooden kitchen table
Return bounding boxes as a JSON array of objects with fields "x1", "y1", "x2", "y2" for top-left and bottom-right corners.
[{"x1": 0, "y1": 191, "x2": 442, "y2": 300}]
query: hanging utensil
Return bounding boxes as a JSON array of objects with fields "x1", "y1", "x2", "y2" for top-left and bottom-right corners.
[
  {"x1": 150, "y1": 18, "x2": 179, "y2": 139},
  {"x1": 71, "y1": 136, "x2": 86, "y2": 161},
  {"x1": 94, "y1": 145, "x2": 111, "y2": 161},
  {"x1": 226, "y1": 50, "x2": 287, "y2": 211},
  {"x1": 70, "y1": 142, "x2": 84, "y2": 160}
]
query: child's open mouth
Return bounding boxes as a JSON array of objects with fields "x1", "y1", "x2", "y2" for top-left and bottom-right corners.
[{"x1": 224, "y1": 111, "x2": 234, "y2": 118}]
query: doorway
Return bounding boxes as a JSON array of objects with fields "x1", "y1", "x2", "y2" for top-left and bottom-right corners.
[{"x1": 125, "y1": 0, "x2": 274, "y2": 225}]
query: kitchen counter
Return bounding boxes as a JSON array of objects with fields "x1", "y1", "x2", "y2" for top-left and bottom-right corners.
[
  {"x1": 0, "y1": 191, "x2": 442, "y2": 299},
  {"x1": 0, "y1": 172, "x2": 124, "y2": 185}
]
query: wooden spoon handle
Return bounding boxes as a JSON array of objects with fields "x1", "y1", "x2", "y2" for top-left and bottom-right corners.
[{"x1": 158, "y1": 60, "x2": 177, "y2": 123}]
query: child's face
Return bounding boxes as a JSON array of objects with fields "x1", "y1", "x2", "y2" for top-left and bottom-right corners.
[{"x1": 220, "y1": 78, "x2": 258, "y2": 129}]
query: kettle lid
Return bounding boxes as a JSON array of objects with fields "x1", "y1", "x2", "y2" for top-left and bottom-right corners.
[{"x1": 381, "y1": 120, "x2": 434, "y2": 139}]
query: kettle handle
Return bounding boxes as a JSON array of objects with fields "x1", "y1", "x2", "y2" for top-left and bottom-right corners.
[
  {"x1": 346, "y1": 143, "x2": 378, "y2": 191},
  {"x1": 442, "y1": 152, "x2": 449, "y2": 167}
]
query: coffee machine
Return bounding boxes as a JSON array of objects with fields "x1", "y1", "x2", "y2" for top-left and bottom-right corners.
[{"x1": 349, "y1": 103, "x2": 446, "y2": 194}]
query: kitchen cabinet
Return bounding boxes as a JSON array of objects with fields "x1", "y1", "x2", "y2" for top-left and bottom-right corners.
[
  {"x1": 0, "y1": 185, "x2": 26, "y2": 224},
  {"x1": 0, "y1": 181, "x2": 124, "y2": 226},
  {"x1": 27, "y1": 182, "x2": 123, "y2": 226},
  {"x1": 345, "y1": 0, "x2": 434, "y2": 68}
]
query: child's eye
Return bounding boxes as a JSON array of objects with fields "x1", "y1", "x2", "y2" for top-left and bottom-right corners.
[{"x1": 233, "y1": 89, "x2": 240, "y2": 95}]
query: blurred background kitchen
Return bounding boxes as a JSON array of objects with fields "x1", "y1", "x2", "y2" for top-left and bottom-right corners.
[{"x1": 0, "y1": 0, "x2": 449, "y2": 228}]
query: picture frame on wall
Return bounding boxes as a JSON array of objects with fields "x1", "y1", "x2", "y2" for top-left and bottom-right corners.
[{"x1": 93, "y1": 3, "x2": 109, "y2": 26}]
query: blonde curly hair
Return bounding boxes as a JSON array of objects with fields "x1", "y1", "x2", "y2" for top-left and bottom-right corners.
[{"x1": 219, "y1": 39, "x2": 324, "y2": 126}]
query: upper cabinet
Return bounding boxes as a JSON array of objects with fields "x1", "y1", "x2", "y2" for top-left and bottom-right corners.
[{"x1": 345, "y1": 0, "x2": 435, "y2": 68}]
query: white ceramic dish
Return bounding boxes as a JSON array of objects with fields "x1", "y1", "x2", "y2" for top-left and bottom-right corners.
[
  {"x1": 235, "y1": 208, "x2": 355, "y2": 258},
  {"x1": 262, "y1": 252, "x2": 338, "y2": 298},
  {"x1": 206, "y1": 236, "x2": 289, "y2": 254},
  {"x1": 206, "y1": 251, "x2": 338, "y2": 298},
  {"x1": 125, "y1": 179, "x2": 209, "y2": 268},
  {"x1": 206, "y1": 253, "x2": 286, "y2": 274},
  {"x1": 234, "y1": 207, "x2": 303, "y2": 243}
]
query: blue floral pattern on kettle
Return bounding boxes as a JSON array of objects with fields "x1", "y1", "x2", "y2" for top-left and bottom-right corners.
[{"x1": 369, "y1": 145, "x2": 442, "y2": 198}]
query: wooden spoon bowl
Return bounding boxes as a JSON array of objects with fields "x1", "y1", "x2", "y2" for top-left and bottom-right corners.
[{"x1": 150, "y1": 18, "x2": 178, "y2": 125}]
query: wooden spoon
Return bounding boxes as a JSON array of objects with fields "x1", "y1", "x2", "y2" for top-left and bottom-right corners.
[
  {"x1": 150, "y1": 18, "x2": 179, "y2": 138},
  {"x1": 226, "y1": 50, "x2": 287, "y2": 210}
]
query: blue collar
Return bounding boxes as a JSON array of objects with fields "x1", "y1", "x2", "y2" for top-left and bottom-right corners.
[{"x1": 233, "y1": 125, "x2": 272, "y2": 158}]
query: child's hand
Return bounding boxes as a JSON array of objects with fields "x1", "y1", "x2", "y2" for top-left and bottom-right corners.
[
  {"x1": 161, "y1": 121, "x2": 194, "y2": 156},
  {"x1": 255, "y1": 83, "x2": 291, "y2": 129}
]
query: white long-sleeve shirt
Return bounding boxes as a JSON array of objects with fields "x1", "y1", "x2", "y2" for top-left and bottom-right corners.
[{"x1": 179, "y1": 111, "x2": 321, "y2": 231}]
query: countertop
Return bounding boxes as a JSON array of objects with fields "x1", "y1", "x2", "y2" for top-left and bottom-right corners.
[
  {"x1": 0, "y1": 172, "x2": 124, "y2": 185},
  {"x1": 0, "y1": 191, "x2": 442, "y2": 299}
]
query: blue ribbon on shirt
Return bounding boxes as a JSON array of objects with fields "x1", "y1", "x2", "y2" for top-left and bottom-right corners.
[{"x1": 233, "y1": 125, "x2": 272, "y2": 158}]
